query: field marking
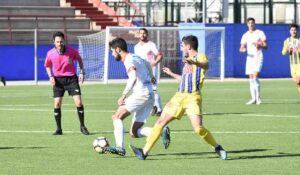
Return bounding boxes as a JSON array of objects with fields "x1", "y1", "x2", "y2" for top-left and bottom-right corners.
[
  {"x1": 204, "y1": 113, "x2": 300, "y2": 118},
  {"x1": 0, "y1": 107, "x2": 300, "y2": 118},
  {"x1": 0, "y1": 130, "x2": 299, "y2": 134},
  {"x1": 0, "y1": 108, "x2": 114, "y2": 113}
]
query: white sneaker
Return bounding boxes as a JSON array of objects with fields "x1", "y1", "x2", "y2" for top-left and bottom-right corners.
[
  {"x1": 256, "y1": 98, "x2": 261, "y2": 105},
  {"x1": 246, "y1": 99, "x2": 256, "y2": 105}
]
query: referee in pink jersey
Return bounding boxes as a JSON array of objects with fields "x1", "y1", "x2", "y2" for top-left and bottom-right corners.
[{"x1": 44, "y1": 31, "x2": 89, "y2": 135}]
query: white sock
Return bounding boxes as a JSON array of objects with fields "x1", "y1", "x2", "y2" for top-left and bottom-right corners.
[
  {"x1": 154, "y1": 91, "x2": 162, "y2": 111},
  {"x1": 254, "y1": 78, "x2": 261, "y2": 100},
  {"x1": 137, "y1": 127, "x2": 152, "y2": 137},
  {"x1": 113, "y1": 119, "x2": 124, "y2": 148},
  {"x1": 249, "y1": 79, "x2": 256, "y2": 101}
]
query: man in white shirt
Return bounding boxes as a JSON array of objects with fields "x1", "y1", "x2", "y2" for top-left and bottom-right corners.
[
  {"x1": 134, "y1": 28, "x2": 163, "y2": 116},
  {"x1": 240, "y1": 17, "x2": 268, "y2": 105},
  {"x1": 102, "y1": 38, "x2": 170, "y2": 156}
]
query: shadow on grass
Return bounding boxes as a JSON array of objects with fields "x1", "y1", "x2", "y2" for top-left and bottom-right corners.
[
  {"x1": 144, "y1": 148, "x2": 300, "y2": 160},
  {"x1": 232, "y1": 152, "x2": 300, "y2": 160},
  {"x1": 0, "y1": 146, "x2": 47, "y2": 150}
]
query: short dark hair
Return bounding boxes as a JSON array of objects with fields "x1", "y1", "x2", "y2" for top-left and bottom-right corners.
[
  {"x1": 139, "y1": 28, "x2": 148, "y2": 34},
  {"x1": 246, "y1": 17, "x2": 255, "y2": 23},
  {"x1": 53, "y1": 31, "x2": 65, "y2": 40},
  {"x1": 182, "y1": 35, "x2": 198, "y2": 50},
  {"x1": 109, "y1": 37, "x2": 128, "y2": 52},
  {"x1": 290, "y1": 23, "x2": 298, "y2": 30}
]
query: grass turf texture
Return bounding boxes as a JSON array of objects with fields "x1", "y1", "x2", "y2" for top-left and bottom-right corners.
[{"x1": 0, "y1": 79, "x2": 299, "y2": 175}]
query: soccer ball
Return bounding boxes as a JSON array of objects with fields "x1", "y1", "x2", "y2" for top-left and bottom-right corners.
[{"x1": 92, "y1": 137, "x2": 109, "y2": 153}]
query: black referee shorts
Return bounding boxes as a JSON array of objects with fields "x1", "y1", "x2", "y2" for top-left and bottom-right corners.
[{"x1": 53, "y1": 75, "x2": 81, "y2": 97}]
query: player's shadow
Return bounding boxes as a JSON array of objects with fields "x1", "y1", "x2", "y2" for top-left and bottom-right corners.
[
  {"x1": 147, "y1": 148, "x2": 269, "y2": 160},
  {"x1": 0, "y1": 146, "x2": 47, "y2": 150},
  {"x1": 231, "y1": 151, "x2": 300, "y2": 160},
  {"x1": 148, "y1": 148, "x2": 300, "y2": 160}
]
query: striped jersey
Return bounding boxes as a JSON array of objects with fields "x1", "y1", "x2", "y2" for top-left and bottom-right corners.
[
  {"x1": 282, "y1": 37, "x2": 300, "y2": 65},
  {"x1": 178, "y1": 53, "x2": 208, "y2": 93}
]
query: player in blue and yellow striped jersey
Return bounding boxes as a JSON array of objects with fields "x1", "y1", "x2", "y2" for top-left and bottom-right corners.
[
  {"x1": 282, "y1": 23, "x2": 300, "y2": 92},
  {"x1": 130, "y1": 35, "x2": 227, "y2": 160}
]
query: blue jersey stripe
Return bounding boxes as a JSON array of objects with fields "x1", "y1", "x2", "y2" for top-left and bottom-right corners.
[
  {"x1": 196, "y1": 67, "x2": 201, "y2": 91},
  {"x1": 180, "y1": 74, "x2": 186, "y2": 92},
  {"x1": 188, "y1": 74, "x2": 192, "y2": 93}
]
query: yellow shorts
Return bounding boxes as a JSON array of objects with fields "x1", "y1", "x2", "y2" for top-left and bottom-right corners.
[
  {"x1": 163, "y1": 92, "x2": 202, "y2": 120},
  {"x1": 291, "y1": 64, "x2": 300, "y2": 79}
]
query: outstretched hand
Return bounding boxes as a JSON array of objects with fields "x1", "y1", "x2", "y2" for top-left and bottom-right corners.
[{"x1": 162, "y1": 67, "x2": 173, "y2": 75}]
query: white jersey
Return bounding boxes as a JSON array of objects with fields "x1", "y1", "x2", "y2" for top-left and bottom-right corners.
[
  {"x1": 134, "y1": 41, "x2": 159, "y2": 64},
  {"x1": 241, "y1": 29, "x2": 266, "y2": 74},
  {"x1": 241, "y1": 29, "x2": 266, "y2": 59},
  {"x1": 124, "y1": 54, "x2": 153, "y2": 96}
]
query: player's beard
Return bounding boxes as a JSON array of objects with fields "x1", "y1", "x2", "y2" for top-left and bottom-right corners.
[
  {"x1": 183, "y1": 53, "x2": 189, "y2": 62},
  {"x1": 115, "y1": 53, "x2": 121, "y2": 61}
]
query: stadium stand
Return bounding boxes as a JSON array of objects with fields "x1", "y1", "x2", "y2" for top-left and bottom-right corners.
[{"x1": 0, "y1": 0, "x2": 142, "y2": 44}]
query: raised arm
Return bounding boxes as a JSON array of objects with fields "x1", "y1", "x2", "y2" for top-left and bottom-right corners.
[{"x1": 162, "y1": 67, "x2": 181, "y2": 81}]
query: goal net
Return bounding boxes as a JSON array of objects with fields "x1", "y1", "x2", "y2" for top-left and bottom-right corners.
[{"x1": 77, "y1": 26, "x2": 225, "y2": 83}]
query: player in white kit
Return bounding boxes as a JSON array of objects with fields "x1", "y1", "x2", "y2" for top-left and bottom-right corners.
[
  {"x1": 103, "y1": 38, "x2": 170, "y2": 156},
  {"x1": 134, "y1": 28, "x2": 163, "y2": 116},
  {"x1": 240, "y1": 17, "x2": 268, "y2": 105}
]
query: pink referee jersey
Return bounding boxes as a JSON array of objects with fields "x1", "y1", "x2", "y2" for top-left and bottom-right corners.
[{"x1": 44, "y1": 46, "x2": 80, "y2": 77}]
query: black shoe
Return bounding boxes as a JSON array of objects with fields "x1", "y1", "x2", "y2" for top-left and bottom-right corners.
[
  {"x1": 150, "y1": 106, "x2": 158, "y2": 116},
  {"x1": 215, "y1": 145, "x2": 227, "y2": 160},
  {"x1": 156, "y1": 111, "x2": 162, "y2": 117},
  {"x1": 129, "y1": 145, "x2": 147, "y2": 160},
  {"x1": 162, "y1": 126, "x2": 170, "y2": 149},
  {"x1": 103, "y1": 146, "x2": 126, "y2": 156},
  {"x1": 53, "y1": 129, "x2": 63, "y2": 135},
  {"x1": 80, "y1": 126, "x2": 90, "y2": 135},
  {"x1": 0, "y1": 76, "x2": 6, "y2": 86}
]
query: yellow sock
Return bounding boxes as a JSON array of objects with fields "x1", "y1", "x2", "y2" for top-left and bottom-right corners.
[
  {"x1": 144, "y1": 124, "x2": 163, "y2": 153},
  {"x1": 297, "y1": 85, "x2": 300, "y2": 92},
  {"x1": 195, "y1": 127, "x2": 217, "y2": 147}
]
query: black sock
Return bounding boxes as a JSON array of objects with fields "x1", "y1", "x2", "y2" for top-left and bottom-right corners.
[
  {"x1": 77, "y1": 106, "x2": 85, "y2": 127},
  {"x1": 54, "y1": 108, "x2": 61, "y2": 130}
]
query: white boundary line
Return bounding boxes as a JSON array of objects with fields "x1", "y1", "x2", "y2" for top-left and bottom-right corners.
[
  {"x1": 0, "y1": 130, "x2": 299, "y2": 134},
  {"x1": 0, "y1": 108, "x2": 299, "y2": 118}
]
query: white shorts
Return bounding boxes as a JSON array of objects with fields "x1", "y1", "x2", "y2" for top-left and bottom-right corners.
[
  {"x1": 124, "y1": 93, "x2": 154, "y2": 123},
  {"x1": 245, "y1": 56, "x2": 263, "y2": 75}
]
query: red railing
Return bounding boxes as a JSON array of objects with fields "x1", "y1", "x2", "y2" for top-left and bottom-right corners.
[{"x1": 91, "y1": 0, "x2": 145, "y2": 27}]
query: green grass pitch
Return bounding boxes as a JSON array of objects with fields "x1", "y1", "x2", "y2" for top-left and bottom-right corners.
[{"x1": 0, "y1": 79, "x2": 300, "y2": 175}]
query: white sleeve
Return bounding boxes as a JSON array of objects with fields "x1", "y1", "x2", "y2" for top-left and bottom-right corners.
[
  {"x1": 150, "y1": 42, "x2": 159, "y2": 55},
  {"x1": 240, "y1": 34, "x2": 247, "y2": 44},
  {"x1": 260, "y1": 31, "x2": 267, "y2": 41},
  {"x1": 134, "y1": 44, "x2": 137, "y2": 54},
  {"x1": 122, "y1": 68, "x2": 137, "y2": 96}
]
